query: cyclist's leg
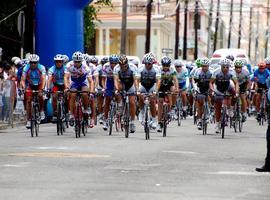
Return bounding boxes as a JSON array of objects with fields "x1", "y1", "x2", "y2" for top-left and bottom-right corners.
[
  {"x1": 81, "y1": 85, "x2": 89, "y2": 111},
  {"x1": 25, "y1": 87, "x2": 33, "y2": 127},
  {"x1": 69, "y1": 83, "x2": 78, "y2": 118}
]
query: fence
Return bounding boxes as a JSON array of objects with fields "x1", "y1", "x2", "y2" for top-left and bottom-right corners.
[{"x1": 0, "y1": 79, "x2": 25, "y2": 128}]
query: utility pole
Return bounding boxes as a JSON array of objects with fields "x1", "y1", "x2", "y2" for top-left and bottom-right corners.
[
  {"x1": 183, "y1": 0, "x2": 188, "y2": 60},
  {"x1": 207, "y1": 0, "x2": 214, "y2": 57},
  {"x1": 145, "y1": 0, "x2": 152, "y2": 54},
  {"x1": 228, "y1": 0, "x2": 233, "y2": 48},
  {"x1": 194, "y1": 0, "x2": 199, "y2": 60},
  {"x1": 265, "y1": 0, "x2": 270, "y2": 58},
  {"x1": 238, "y1": 0, "x2": 243, "y2": 48},
  {"x1": 248, "y1": 7, "x2": 253, "y2": 59},
  {"x1": 213, "y1": 0, "x2": 220, "y2": 52},
  {"x1": 120, "y1": 0, "x2": 127, "y2": 54},
  {"x1": 174, "y1": 0, "x2": 180, "y2": 59},
  {"x1": 255, "y1": 9, "x2": 260, "y2": 63}
]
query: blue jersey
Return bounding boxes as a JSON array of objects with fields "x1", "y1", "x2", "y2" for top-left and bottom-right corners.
[
  {"x1": 252, "y1": 69, "x2": 270, "y2": 84},
  {"x1": 48, "y1": 65, "x2": 66, "y2": 85},
  {"x1": 22, "y1": 63, "x2": 46, "y2": 86}
]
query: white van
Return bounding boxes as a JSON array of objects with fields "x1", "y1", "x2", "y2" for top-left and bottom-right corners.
[{"x1": 210, "y1": 48, "x2": 249, "y2": 65}]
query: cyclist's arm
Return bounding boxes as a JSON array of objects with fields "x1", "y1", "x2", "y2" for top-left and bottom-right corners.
[
  {"x1": 21, "y1": 75, "x2": 26, "y2": 90},
  {"x1": 47, "y1": 75, "x2": 53, "y2": 90},
  {"x1": 101, "y1": 76, "x2": 106, "y2": 89},
  {"x1": 94, "y1": 74, "x2": 99, "y2": 89},
  {"x1": 64, "y1": 73, "x2": 70, "y2": 89},
  {"x1": 209, "y1": 79, "x2": 215, "y2": 93},
  {"x1": 87, "y1": 76, "x2": 94, "y2": 93},
  {"x1": 173, "y1": 75, "x2": 179, "y2": 92},
  {"x1": 114, "y1": 75, "x2": 120, "y2": 91},
  {"x1": 41, "y1": 74, "x2": 46, "y2": 90},
  {"x1": 233, "y1": 78, "x2": 239, "y2": 94}
]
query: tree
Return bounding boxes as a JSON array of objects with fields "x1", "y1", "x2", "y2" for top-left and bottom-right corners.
[{"x1": 84, "y1": 0, "x2": 112, "y2": 52}]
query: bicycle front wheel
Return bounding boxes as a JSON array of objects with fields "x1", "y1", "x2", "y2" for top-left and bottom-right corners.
[{"x1": 124, "y1": 103, "x2": 130, "y2": 138}]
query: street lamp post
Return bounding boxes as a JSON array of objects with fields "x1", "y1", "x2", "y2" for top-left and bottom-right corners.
[
  {"x1": 183, "y1": 0, "x2": 188, "y2": 60},
  {"x1": 175, "y1": 0, "x2": 180, "y2": 59},
  {"x1": 145, "y1": 0, "x2": 153, "y2": 54}
]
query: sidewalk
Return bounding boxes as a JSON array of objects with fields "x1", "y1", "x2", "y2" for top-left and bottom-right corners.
[{"x1": 0, "y1": 121, "x2": 25, "y2": 130}]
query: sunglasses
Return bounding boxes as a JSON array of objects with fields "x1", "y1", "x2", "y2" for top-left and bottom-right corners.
[
  {"x1": 175, "y1": 65, "x2": 182, "y2": 68},
  {"x1": 30, "y1": 62, "x2": 37, "y2": 64},
  {"x1": 235, "y1": 66, "x2": 242, "y2": 69},
  {"x1": 55, "y1": 60, "x2": 63, "y2": 63},
  {"x1": 74, "y1": 61, "x2": 81, "y2": 64},
  {"x1": 221, "y1": 66, "x2": 229, "y2": 68}
]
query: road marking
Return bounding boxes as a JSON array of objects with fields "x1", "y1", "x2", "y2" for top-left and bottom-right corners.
[
  {"x1": 37, "y1": 147, "x2": 70, "y2": 150},
  {"x1": 4, "y1": 152, "x2": 110, "y2": 159},
  {"x1": 162, "y1": 150, "x2": 197, "y2": 155},
  {"x1": 207, "y1": 171, "x2": 270, "y2": 176}
]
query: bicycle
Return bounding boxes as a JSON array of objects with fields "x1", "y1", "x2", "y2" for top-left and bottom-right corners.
[
  {"x1": 218, "y1": 92, "x2": 231, "y2": 139},
  {"x1": 120, "y1": 91, "x2": 133, "y2": 138},
  {"x1": 141, "y1": 92, "x2": 154, "y2": 140},
  {"x1": 159, "y1": 91, "x2": 171, "y2": 137},
  {"x1": 233, "y1": 96, "x2": 243, "y2": 133},
  {"x1": 108, "y1": 94, "x2": 118, "y2": 135},
  {"x1": 175, "y1": 90, "x2": 185, "y2": 127},
  {"x1": 29, "y1": 90, "x2": 42, "y2": 137},
  {"x1": 258, "y1": 90, "x2": 268, "y2": 126},
  {"x1": 69, "y1": 90, "x2": 89, "y2": 138},
  {"x1": 201, "y1": 93, "x2": 210, "y2": 135}
]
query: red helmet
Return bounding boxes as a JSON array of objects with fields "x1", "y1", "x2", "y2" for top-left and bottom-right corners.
[{"x1": 258, "y1": 62, "x2": 266, "y2": 69}]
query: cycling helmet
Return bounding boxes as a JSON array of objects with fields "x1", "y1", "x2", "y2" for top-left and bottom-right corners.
[
  {"x1": 11, "y1": 56, "x2": 20, "y2": 63},
  {"x1": 14, "y1": 58, "x2": 21, "y2": 65},
  {"x1": 219, "y1": 58, "x2": 231, "y2": 67},
  {"x1": 240, "y1": 59, "x2": 247, "y2": 66},
  {"x1": 200, "y1": 57, "x2": 210, "y2": 66},
  {"x1": 161, "y1": 56, "x2": 171, "y2": 66},
  {"x1": 101, "y1": 57, "x2": 109, "y2": 65},
  {"x1": 62, "y1": 55, "x2": 69, "y2": 63},
  {"x1": 225, "y1": 54, "x2": 234, "y2": 62},
  {"x1": 72, "y1": 51, "x2": 83, "y2": 62},
  {"x1": 21, "y1": 58, "x2": 29, "y2": 66},
  {"x1": 195, "y1": 58, "x2": 201, "y2": 68},
  {"x1": 258, "y1": 62, "x2": 266, "y2": 68},
  {"x1": 109, "y1": 54, "x2": 119, "y2": 64},
  {"x1": 28, "y1": 54, "x2": 40, "y2": 62},
  {"x1": 90, "y1": 56, "x2": 99, "y2": 64},
  {"x1": 174, "y1": 59, "x2": 184, "y2": 67},
  {"x1": 118, "y1": 54, "x2": 128, "y2": 65},
  {"x1": 264, "y1": 57, "x2": 270, "y2": 65},
  {"x1": 143, "y1": 54, "x2": 154, "y2": 64},
  {"x1": 54, "y1": 54, "x2": 63, "y2": 61},
  {"x1": 234, "y1": 59, "x2": 244, "y2": 67}
]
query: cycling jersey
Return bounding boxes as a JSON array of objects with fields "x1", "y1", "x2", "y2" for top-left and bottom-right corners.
[
  {"x1": 252, "y1": 69, "x2": 270, "y2": 85},
  {"x1": 102, "y1": 63, "x2": 115, "y2": 92},
  {"x1": 175, "y1": 66, "x2": 188, "y2": 90},
  {"x1": 137, "y1": 64, "x2": 161, "y2": 91},
  {"x1": 88, "y1": 63, "x2": 99, "y2": 77},
  {"x1": 194, "y1": 68, "x2": 212, "y2": 94},
  {"x1": 113, "y1": 63, "x2": 137, "y2": 91},
  {"x1": 96, "y1": 64, "x2": 104, "y2": 88},
  {"x1": 22, "y1": 63, "x2": 46, "y2": 86},
  {"x1": 160, "y1": 67, "x2": 176, "y2": 87},
  {"x1": 234, "y1": 67, "x2": 250, "y2": 85},
  {"x1": 65, "y1": 61, "x2": 92, "y2": 89},
  {"x1": 212, "y1": 68, "x2": 237, "y2": 93},
  {"x1": 48, "y1": 65, "x2": 66, "y2": 85}
]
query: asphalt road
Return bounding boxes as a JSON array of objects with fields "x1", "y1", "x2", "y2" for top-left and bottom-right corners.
[{"x1": 0, "y1": 117, "x2": 270, "y2": 200}]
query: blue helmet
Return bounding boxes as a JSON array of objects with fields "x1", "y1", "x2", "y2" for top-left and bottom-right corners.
[{"x1": 109, "y1": 54, "x2": 119, "y2": 64}]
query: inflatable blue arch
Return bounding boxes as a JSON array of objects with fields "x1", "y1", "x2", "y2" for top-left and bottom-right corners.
[{"x1": 36, "y1": 0, "x2": 92, "y2": 67}]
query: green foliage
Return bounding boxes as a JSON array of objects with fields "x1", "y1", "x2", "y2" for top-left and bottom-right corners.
[{"x1": 84, "y1": 0, "x2": 113, "y2": 50}]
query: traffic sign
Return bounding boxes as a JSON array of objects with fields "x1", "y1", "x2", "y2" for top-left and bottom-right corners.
[{"x1": 162, "y1": 48, "x2": 173, "y2": 54}]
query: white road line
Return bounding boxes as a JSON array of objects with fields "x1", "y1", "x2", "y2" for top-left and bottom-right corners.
[
  {"x1": 207, "y1": 171, "x2": 270, "y2": 176},
  {"x1": 162, "y1": 150, "x2": 198, "y2": 155}
]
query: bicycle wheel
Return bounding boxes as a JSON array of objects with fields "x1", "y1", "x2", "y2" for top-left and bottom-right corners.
[
  {"x1": 193, "y1": 102, "x2": 197, "y2": 125},
  {"x1": 108, "y1": 104, "x2": 114, "y2": 135},
  {"x1": 177, "y1": 99, "x2": 181, "y2": 126},
  {"x1": 35, "y1": 121, "x2": 39, "y2": 137},
  {"x1": 30, "y1": 120, "x2": 34, "y2": 137},
  {"x1": 82, "y1": 120, "x2": 87, "y2": 136},
  {"x1": 163, "y1": 105, "x2": 168, "y2": 137},
  {"x1": 221, "y1": 108, "x2": 226, "y2": 139},
  {"x1": 124, "y1": 103, "x2": 130, "y2": 138},
  {"x1": 144, "y1": 106, "x2": 150, "y2": 140}
]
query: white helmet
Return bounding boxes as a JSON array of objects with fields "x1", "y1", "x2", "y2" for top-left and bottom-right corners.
[
  {"x1": 72, "y1": 51, "x2": 83, "y2": 62},
  {"x1": 54, "y1": 54, "x2": 63, "y2": 61},
  {"x1": 62, "y1": 55, "x2": 69, "y2": 63},
  {"x1": 14, "y1": 58, "x2": 22, "y2": 65},
  {"x1": 28, "y1": 54, "x2": 40, "y2": 62},
  {"x1": 11, "y1": 56, "x2": 20, "y2": 63},
  {"x1": 174, "y1": 59, "x2": 184, "y2": 67},
  {"x1": 200, "y1": 57, "x2": 210, "y2": 66}
]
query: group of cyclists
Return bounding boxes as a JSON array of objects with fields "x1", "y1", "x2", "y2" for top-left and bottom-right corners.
[{"x1": 12, "y1": 50, "x2": 270, "y2": 136}]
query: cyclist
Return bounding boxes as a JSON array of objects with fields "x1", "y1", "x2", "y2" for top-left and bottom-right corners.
[
  {"x1": 233, "y1": 59, "x2": 250, "y2": 122},
  {"x1": 252, "y1": 62, "x2": 270, "y2": 121},
  {"x1": 137, "y1": 53, "x2": 161, "y2": 129},
  {"x1": 264, "y1": 57, "x2": 270, "y2": 72},
  {"x1": 96, "y1": 56, "x2": 109, "y2": 124},
  {"x1": 85, "y1": 54, "x2": 99, "y2": 128},
  {"x1": 209, "y1": 58, "x2": 239, "y2": 133},
  {"x1": 193, "y1": 57, "x2": 212, "y2": 130},
  {"x1": 102, "y1": 55, "x2": 119, "y2": 130},
  {"x1": 47, "y1": 54, "x2": 66, "y2": 122},
  {"x1": 62, "y1": 55, "x2": 69, "y2": 65},
  {"x1": 157, "y1": 56, "x2": 179, "y2": 132},
  {"x1": 21, "y1": 54, "x2": 46, "y2": 128},
  {"x1": 113, "y1": 54, "x2": 138, "y2": 133},
  {"x1": 64, "y1": 51, "x2": 94, "y2": 126},
  {"x1": 174, "y1": 59, "x2": 189, "y2": 118}
]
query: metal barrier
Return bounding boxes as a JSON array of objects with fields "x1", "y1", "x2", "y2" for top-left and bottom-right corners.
[{"x1": 0, "y1": 79, "x2": 25, "y2": 128}]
